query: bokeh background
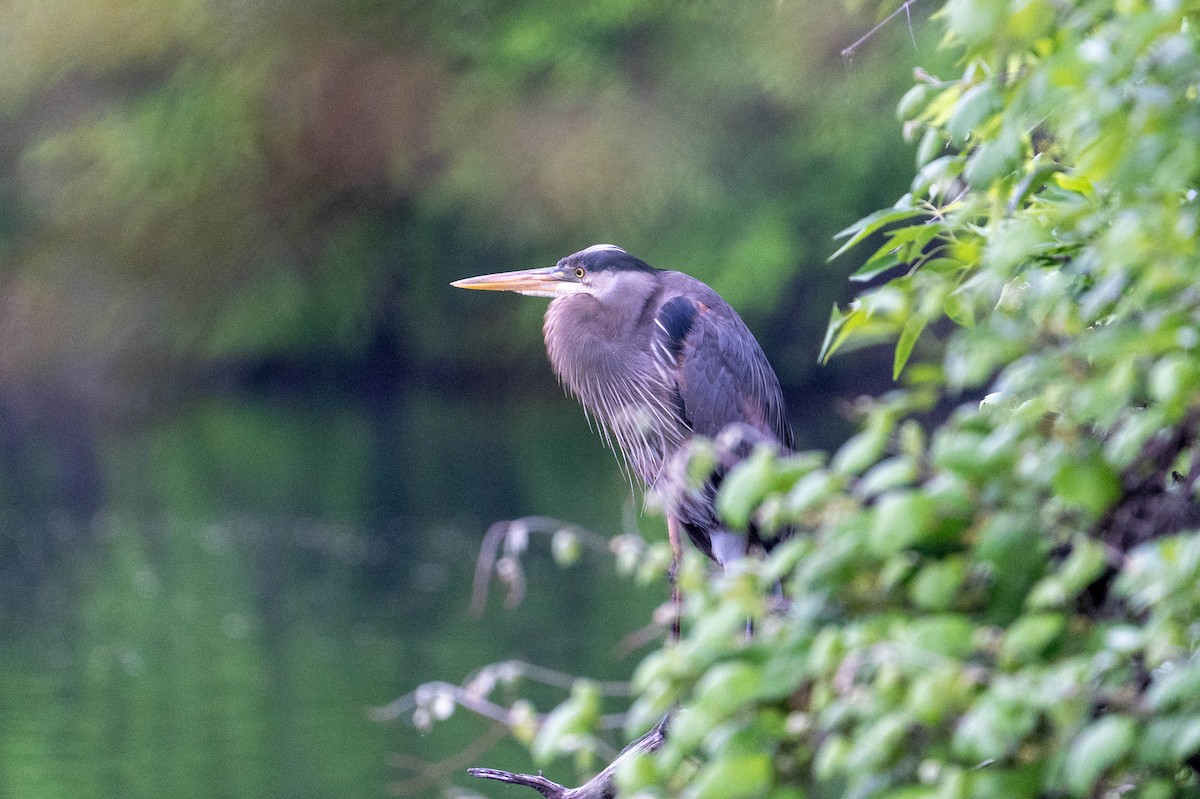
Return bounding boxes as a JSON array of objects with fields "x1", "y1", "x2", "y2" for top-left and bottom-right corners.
[{"x1": 0, "y1": 2, "x2": 950, "y2": 797}]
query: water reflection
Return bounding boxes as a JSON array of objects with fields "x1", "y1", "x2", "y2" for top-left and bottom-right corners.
[{"x1": 0, "y1": 388, "x2": 662, "y2": 798}]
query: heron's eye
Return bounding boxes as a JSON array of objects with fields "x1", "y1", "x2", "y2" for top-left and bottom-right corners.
[{"x1": 574, "y1": 267, "x2": 586, "y2": 279}]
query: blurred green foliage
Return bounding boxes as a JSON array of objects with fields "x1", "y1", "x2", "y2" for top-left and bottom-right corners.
[
  {"x1": 476, "y1": 1, "x2": 1200, "y2": 797},
  {"x1": 0, "y1": 0, "x2": 936, "y2": 416}
]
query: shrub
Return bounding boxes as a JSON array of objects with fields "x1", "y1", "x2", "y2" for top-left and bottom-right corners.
[{"x1": 608, "y1": 2, "x2": 1200, "y2": 797}]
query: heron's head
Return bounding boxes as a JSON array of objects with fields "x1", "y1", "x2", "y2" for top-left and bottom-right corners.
[{"x1": 451, "y1": 244, "x2": 658, "y2": 301}]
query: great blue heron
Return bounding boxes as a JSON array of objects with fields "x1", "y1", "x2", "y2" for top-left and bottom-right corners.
[{"x1": 452, "y1": 244, "x2": 793, "y2": 583}]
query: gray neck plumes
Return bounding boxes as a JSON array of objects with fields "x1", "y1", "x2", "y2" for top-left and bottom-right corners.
[{"x1": 543, "y1": 271, "x2": 687, "y2": 487}]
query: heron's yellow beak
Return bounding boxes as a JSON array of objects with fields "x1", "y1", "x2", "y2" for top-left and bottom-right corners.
[{"x1": 451, "y1": 267, "x2": 584, "y2": 298}]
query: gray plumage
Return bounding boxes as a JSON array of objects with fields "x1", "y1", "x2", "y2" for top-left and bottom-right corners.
[
  {"x1": 453, "y1": 244, "x2": 793, "y2": 565},
  {"x1": 540, "y1": 247, "x2": 792, "y2": 563}
]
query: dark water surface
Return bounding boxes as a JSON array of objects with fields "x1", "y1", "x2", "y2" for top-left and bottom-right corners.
[{"x1": 0, "y1": 388, "x2": 663, "y2": 798}]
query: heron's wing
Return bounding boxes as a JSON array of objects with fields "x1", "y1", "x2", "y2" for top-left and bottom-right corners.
[
  {"x1": 651, "y1": 290, "x2": 793, "y2": 560},
  {"x1": 652, "y1": 294, "x2": 792, "y2": 448}
]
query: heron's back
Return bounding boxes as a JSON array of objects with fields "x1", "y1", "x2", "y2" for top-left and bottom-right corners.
[{"x1": 544, "y1": 268, "x2": 792, "y2": 563}]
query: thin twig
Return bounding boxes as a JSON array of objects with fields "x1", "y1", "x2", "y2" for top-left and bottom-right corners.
[
  {"x1": 370, "y1": 660, "x2": 632, "y2": 724},
  {"x1": 369, "y1": 679, "x2": 517, "y2": 725},
  {"x1": 471, "y1": 517, "x2": 614, "y2": 615},
  {"x1": 501, "y1": 661, "x2": 632, "y2": 697},
  {"x1": 389, "y1": 723, "x2": 510, "y2": 796},
  {"x1": 616, "y1": 620, "x2": 666, "y2": 657},
  {"x1": 842, "y1": 0, "x2": 926, "y2": 58}
]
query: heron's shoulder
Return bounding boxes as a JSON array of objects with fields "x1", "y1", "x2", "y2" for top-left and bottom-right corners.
[{"x1": 658, "y1": 270, "x2": 734, "y2": 310}]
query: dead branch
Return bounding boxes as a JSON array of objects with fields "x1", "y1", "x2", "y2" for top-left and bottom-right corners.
[{"x1": 468, "y1": 714, "x2": 670, "y2": 799}]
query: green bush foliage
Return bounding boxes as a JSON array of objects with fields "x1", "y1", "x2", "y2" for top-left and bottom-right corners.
[{"x1": 533, "y1": 1, "x2": 1200, "y2": 797}]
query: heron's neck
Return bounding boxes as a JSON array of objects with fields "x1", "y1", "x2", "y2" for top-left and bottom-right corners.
[
  {"x1": 542, "y1": 277, "x2": 660, "y2": 394},
  {"x1": 542, "y1": 278, "x2": 680, "y2": 487}
]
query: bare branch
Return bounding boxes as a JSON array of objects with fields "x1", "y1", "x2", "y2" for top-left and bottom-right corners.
[
  {"x1": 504, "y1": 661, "x2": 632, "y2": 698},
  {"x1": 468, "y1": 714, "x2": 671, "y2": 799},
  {"x1": 467, "y1": 769, "x2": 569, "y2": 799},
  {"x1": 371, "y1": 660, "x2": 631, "y2": 728},
  {"x1": 471, "y1": 517, "x2": 615, "y2": 615},
  {"x1": 842, "y1": 0, "x2": 926, "y2": 59}
]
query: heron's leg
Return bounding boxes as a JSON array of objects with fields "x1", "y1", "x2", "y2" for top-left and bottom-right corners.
[{"x1": 666, "y1": 516, "x2": 684, "y2": 641}]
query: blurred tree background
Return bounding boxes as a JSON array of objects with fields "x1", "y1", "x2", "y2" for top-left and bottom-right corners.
[
  {"x1": 0, "y1": 0, "x2": 938, "y2": 428},
  {"x1": 0, "y1": 1, "x2": 950, "y2": 798}
]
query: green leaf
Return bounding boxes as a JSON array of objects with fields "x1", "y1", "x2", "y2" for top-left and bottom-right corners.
[
  {"x1": 848, "y1": 248, "x2": 902, "y2": 283},
  {"x1": 906, "y1": 667, "x2": 967, "y2": 724},
  {"x1": 808, "y1": 627, "x2": 845, "y2": 676},
  {"x1": 1065, "y1": 716, "x2": 1136, "y2": 796},
  {"x1": 963, "y1": 130, "x2": 1022, "y2": 188},
  {"x1": 829, "y1": 202, "x2": 926, "y2": 261},
  {"x1": 887, "y1": 220, "x2": 943, "y2": 257},
  {"x1": 760, "y1": 647, "x2": 808, "y2": 700},
  {"x1": 716, "y1": 447, "x2": 776, "y2": 529},
  {"x1": 943, "y1": 0, "x2": 1006, "y2": 45},
  {"x1": 916, "y1": 125, "x2": 945, "y2": 167},
  {"x1": 818, "y1": 302, "x2": 864, "y2": 364},
  {"x1": 900, "y1": 614, "x2": 976, "y2": 660},
  {"x1": 911, "y1": 154, "x2": 965, "y2": 197},
  {"x1": 900, "y1": 420, "x2": 926, "y2": 458},
  {"x1": 847, "y1": 713, "x2": 911, "y2": 770},
  {"x1": 690, "y1": 753, "x2": 772, "y2": 799},
  {"x1": 942, "y1": 289, "x2": 976, "y2": 327},
  {"x1": 1138, "y1": 717, "x2": 1193, "y2": 767},
  {"x1": 1106, "y1": 408, "x2": 1167, "y2": 467},
  {"x1": 1052, "y1": 458, "x2": 1122, "y2": 517},
  {"x1": 857, "y1": 456, "x2": 918, "y2": 498},
  {"x1": 832, "y1": 426, "x2": 888, "y2": 476},
  {"x1": 768, "y1": 788, "x2": 808, "y2": 799},
  {"x1": 667, "y1": 705, "x2": 720, "y2": 755},
  {"x1": 1150, "y1": 353, "x2": 1200, "y2": 408},
  {"x1": 919, "y1": 257, "x2": 967, "y2": 276},
  {"x1": 999, "y1": 612, "x2": 1064, "y2": 667},
  {"x1": 897, "y1": 84, "x2": 932, "y2": 121},
  {"x1": 970, "y1": 766, "x2": 1042, "y2": 799},
  {"x1": 954, "y1": 695, "x2": 1036, "y2": 762},
  {"x1": 786, "y1": 469, "x2": 840, "y2": 515},
  {"x1": 946, "y1": 83, "x2": 1001, "y2": 143},
  {"x1": 614, "y1": 750, "x2": 659, "y2": 795},
  {"x1": 893, "y1": 314, "x2": 928, "y2": 379},
  {"x1": 1056, "y1": 537, "x2": 1110, "y2": 596},
  {"x1": 685, "y1": 439, "x2": 719, "y2": 487},
  {"x1": 869, "y1": 491, "x2": 939, "y2": 555},
  {"x1": 1051, "y1": 171, "x2": 1093, "y2": 196},
  {"x1": 693, "y1": 662, "x2": 765, "y2": 717},
  {"x1": 909, "y1": 557, "x2": 967, "y2": 611},
  {"x1": 532, "y1": 680, "x2": 601, "y2": 762},
  {"x1": 1171, "y1": 717, "x2": 1200, "y2": 761},
  {"x1": 814, "y1": 735, "x2": 851, "y2": 780},
  {"x1": 1146, "y1": 660, "x2": 1200, "y2": 712},
  {"x1": 1005, "y1": 0, "x2": 1055, "y2": 44}
]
